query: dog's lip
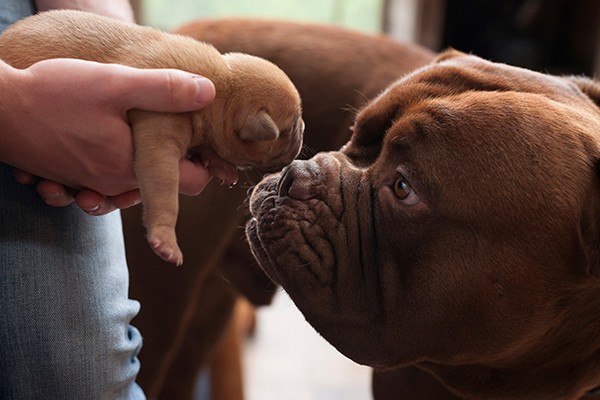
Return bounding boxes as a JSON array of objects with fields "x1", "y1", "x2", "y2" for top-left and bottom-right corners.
[{"x1": 245, "y1": 216, "x2": 281, "y2": 283}]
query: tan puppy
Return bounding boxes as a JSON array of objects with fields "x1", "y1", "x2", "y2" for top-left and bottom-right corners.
[
  {"x1": 0, "y1": 10, "x2": 304, "y2": 265},
  {"x1": 247, "y1": 50, "x2": 600, "y2": 400}
]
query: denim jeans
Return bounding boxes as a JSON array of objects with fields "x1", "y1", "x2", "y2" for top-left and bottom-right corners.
[
  {"x1": 0, "y1": 0, "x2": 32, "y2": 31},
  {"x1": 0, "y1": 3, "x2": 145, "y2": 399}
]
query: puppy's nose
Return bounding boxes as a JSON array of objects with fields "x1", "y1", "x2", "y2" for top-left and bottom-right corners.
[
  {"x1": 276, "y1": 160, "x2": 316, "y2": 200},
  {"x1": 295, "y1": 118, "x2": 306, "y2": 137}
]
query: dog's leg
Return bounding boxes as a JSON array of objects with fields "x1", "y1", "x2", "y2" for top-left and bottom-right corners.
[{"x1": 129, "y1": 110, "x2": 192, "y2": 265}]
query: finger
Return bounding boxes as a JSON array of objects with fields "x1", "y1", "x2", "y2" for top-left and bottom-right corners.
[
  {"x1": 75, "y1": 190, "x2": 117, "y2": 216},
  {"x1": 13, "y1": 169, "x2": 39, "y2": 185},
  {"x1": 36, "y1": 180, "x2": 75, "y2": 207},
  {"x1": 108, "y1": 190, "x2": 142, "y2": 210},
  {"x1": 119, "y1": 68, "x2": 216, "y2": 112},
  {"x1": 179, "y1": 158, "x2": 213, "y2": 196}
]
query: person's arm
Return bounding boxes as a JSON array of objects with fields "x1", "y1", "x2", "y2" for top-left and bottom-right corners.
[
  {"x1": 35, "y1": 0, "x2": 135, "y2": 23},
  {"x1": 18, "y1": 0, "x2": 153, "y2": 214},
  {"x1": 0, "y1": 58, "x2": 216, "y2": 214}
]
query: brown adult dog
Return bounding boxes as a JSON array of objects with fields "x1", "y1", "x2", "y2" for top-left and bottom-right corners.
[
  {"x1": 246, "y1": 49, "x2": 600, "y2": 400},
  {"x1": 121, "y1": 19, "x2": 434, "y2": 400},
  {"x1": 0, "y1": 10, "x2": 303, "y2": 265}
]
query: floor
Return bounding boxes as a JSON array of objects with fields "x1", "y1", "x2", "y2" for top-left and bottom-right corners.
[{"x1": 242, "y1": 291, "x2": 372, "y2": 400}]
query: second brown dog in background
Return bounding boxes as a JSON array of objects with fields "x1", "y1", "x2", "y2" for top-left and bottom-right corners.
[{"x1": 122, "y1": 18, "x2": 435, "y2": 400}]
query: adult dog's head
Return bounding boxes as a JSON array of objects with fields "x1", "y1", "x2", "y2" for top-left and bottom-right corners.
[{"x1": 246, "y1": 50, "x2": 600, "y2": 399}]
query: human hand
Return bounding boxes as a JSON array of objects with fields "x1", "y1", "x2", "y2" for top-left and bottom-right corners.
[
  {"x1": 13, "y1": 170, "x2": 140, "y2": 215},
  {"x1": 0, "y1": 58, "x2": 216, "y2": 214},
  {"x1": 14, "y1": 159, "x2": 210, "y2": 215}
]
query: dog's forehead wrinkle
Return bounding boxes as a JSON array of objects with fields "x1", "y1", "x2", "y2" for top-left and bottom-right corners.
[
  {"x1": 383, "y1": 101, "x2": 594, "y2": 227},
  {"x1": 389, "y1": 110, "x2": 434, "y2": 140},
  {"x1": 348, "y1": 106, "x2": 430, "y2": 170},
  {"x1": 398, "y1": 57, "x2": 590, "y2": 112}
]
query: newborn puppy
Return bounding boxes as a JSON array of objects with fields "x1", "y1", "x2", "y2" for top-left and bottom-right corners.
[
  {"x1": 246, "y1": 50, "x2": 600, "y2": 399},
  {"x1": 0, "y1": 10, "x2": 304, "y2": 265}
]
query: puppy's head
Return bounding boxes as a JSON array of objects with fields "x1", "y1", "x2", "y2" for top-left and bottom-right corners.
[
  {"x1": 246, "y1": 50, "x2": 600, "y2": 378},
  {"x1": 205, "y1": 53, "x2": 304, "y2": 171}
]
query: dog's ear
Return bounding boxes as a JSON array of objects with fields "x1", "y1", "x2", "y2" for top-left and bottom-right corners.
[
  {"x1": 238, "y1": 110, "x2": 280, "y2": 142},
  {"x1": 566, "y1": 77, "x2": 600, "y2": 210},
  {"x1": 567, "y1": 76, "x2": 600, "y2": 108},
  {"x1": 580, "y1": 158, "x2": 600, "y2": 278}
]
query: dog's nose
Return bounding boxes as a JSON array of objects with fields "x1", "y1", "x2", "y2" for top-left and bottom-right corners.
[{"x1": 276, "y1": 160, "x2": 316, "y2": 200}]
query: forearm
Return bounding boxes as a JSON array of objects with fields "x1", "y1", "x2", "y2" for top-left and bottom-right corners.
[
  {"x1": 0, "y1": 60, "x2": 25, "y2": 168},
  {"x1": 35, "y1": 0, "x2": 135, "y2": 23}
]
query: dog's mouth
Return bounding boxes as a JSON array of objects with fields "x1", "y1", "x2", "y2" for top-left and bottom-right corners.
[
  {"x1": 245, "y1": 215, "x2": 277, "y2": 280},
  {"x1": 244, "y1": 175, "x2": 276, "y2": 277},
  {"x1": 245, "y1": 154, "x2": 374, "y2": 294},
  {"x1": 189, "y1": 145, "x2": 239, "y2": 186},
  {"x1": 245, "y1": 169, "x2": 339, "y2": 287},
  {"x1": 245, "y1": 156, "x2": 414, "y2": 367},
  {"x1": 245, "y1": 170, "x2": 397, "y2": 367}
]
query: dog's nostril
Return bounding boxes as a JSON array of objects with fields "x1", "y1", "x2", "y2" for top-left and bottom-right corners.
[
  {"x1": 277, "y1": 166, "x2": 294, "y2": 197},
  {"x1": 298, "y1": 119, "x2": 305, "y2": 135},
  {"x1": 276, "y1": 162, "x2": 315, "y2": 200}
]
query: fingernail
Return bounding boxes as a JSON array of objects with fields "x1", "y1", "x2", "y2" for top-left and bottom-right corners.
[
  {"x1": 127, "y1": 198, "x2": 142, "y2": 209},
  {"x1": 193, "y1": 77, "x2": 215, "y2": 105},
  {"x1": 43, "y1": 192, "x2": 61, "y2": 199},
  {"x1": 84, "y1": 205, "x2": 101, "y2": 214},
  {"x1": 41, "y1": 192, "x2": 63, "y2": 205}
]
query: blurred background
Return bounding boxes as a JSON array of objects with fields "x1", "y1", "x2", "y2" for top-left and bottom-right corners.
[
  {"x1": 141, "y1": 0, "x2": 384, "y2": 34},
  {"x1": 133, "y1": 0, "x2": 600, "y2": 76}
]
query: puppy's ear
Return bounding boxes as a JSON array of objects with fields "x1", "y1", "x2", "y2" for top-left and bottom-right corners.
[
  {"x1": 238, "y1": 110, "x2": 279, "y2": 142},
  {"x1": 567, "y1": 76, "x2": 600, "y2": 108}
]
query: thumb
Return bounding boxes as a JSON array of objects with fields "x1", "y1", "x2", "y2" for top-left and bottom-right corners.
[
  {"x1": 120, "y1": 67, "x2": 216, "y2": 112},
  {"x1": 178, "y1": 158, "x2": 213, "y2": 196}
]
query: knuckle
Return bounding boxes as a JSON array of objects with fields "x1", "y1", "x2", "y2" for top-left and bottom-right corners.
[{"x1": 165, "y1": 70, "x2": 179, "y2": 107}]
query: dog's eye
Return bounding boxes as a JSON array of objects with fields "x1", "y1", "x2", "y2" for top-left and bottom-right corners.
[
  {"x1": 394, "y1": 176, "x2": 411, "y2": 199},
  {"x1": 393, "y1": 175, "x2": 420, "y2": 205}
]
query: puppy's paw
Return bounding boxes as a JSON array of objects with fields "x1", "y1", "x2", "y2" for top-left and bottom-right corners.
[
  {"x1": 147, "y1": 228, "x2": 183, "y2": 266},
  {"x1": 208, "y1": 158, "x2": 239, "y2": 186},
  {"x1": 196, "y1": 147, "x2": 239, "y2": 186}
]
